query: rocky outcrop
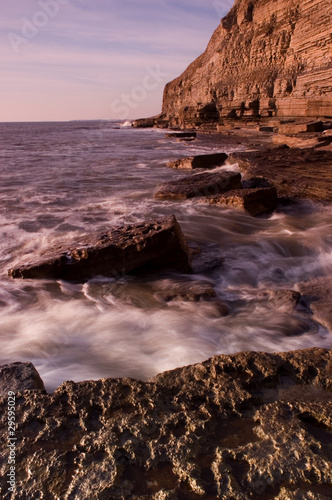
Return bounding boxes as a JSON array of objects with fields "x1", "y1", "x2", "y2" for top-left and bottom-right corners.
[
  {"x1": 8, "y1": 216, "x2": 191, "y2": 280},
  {"x1": 162, "y1": 0, "x2": 332, "y2": 127},
  {"x1": 167, "y1": 152, "x2": 228, "y2": 170},
  {"x1": 207, "y1": 186, "x2": 278, "y2": 216},
  {"x1": 154, "y1": 171, "x2": 242, "y2": 200},
  {"x1": 229, "y1": 147, "x2": 332, "y2": 201},
  {"x1": 0, "y1": 348, "x2": 331, "y2": 499}
]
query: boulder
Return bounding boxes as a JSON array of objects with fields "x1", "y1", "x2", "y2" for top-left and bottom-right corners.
[
  {"x1": 1, "y1": 349, "x2": 331, "y2": 499},
  {"x1": 8, "y1": 216, "x2": 191, "y2": 280},
  {"x1": 167, "y1": 152, "x2": 228, "y2": 170},
  {"x1": 207, "y1": 187, "x2": 278, "y2": 216},
  {"x1": 166, "y1": 132, "x2": 197, "y2": 138},
  {"x1": 154, "y1": 171, "x2": 242, "y2": 200},
  {"x1": 0, "y1": 362, "x2": 45, "y2": 396}
]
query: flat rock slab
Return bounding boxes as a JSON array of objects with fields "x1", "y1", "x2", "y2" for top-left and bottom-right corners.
[
  {"x1": 207, "y1": 186, "x2": 278, "y2": 216},
  {"x1": 0, "y1": 348, "x2": 331, "y2": 499},
  {"x1": 155, "y1": 171, "x2": 242, "y2": 200},
  {"x1": 167, "y1": 152, "x2": 228, "y2": 169},
  {"x1": 166, "y1": 132, "x2": 197, "y2": 138},
  {"x1": 229, "y1": 148, "x2": 332, "y2": 201},
  {"x1": 0, "y1": 362, "x2": 45, "y2": 397},
  {"x1": 299, "y1": 277, "x2": 332, "y2": 332},
  {"x1": 8, "y1": 215, "x2": 191, "y2": 281}
]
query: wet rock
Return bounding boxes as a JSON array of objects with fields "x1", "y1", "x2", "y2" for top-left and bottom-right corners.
[
  {"x1": 0, "y1": 362, "x2": 45, "y2": 396},
  {"x1": 166, "y1": 132, "x2": 197, "y2": 139},
  {"x1": 167, "y1": 152, "x2": 228, "y2": 170},
  {"x1": 0, "y1": 349, "x2": 331, "y2": 499},
  {"x1": 229, "y1": 148, "x2": 332, "y2": 202},
  {"x1": 256, "y1": 289, "x2": 301, "y2": 312},
  {"x1": 299, "y1": 278, "x2": 332, "y2": 332},
  {"x1": 154, "y1": 171, "x2": 242, "y2": 200},
  {"x1": 153, "y1": 279, "x2": 216, "y2": 302},
  {"x1": 207, "y1": 186, "x2": 278, "y2": 216},
  {"x1": 8, "y1": 215, "x2": 191, "y2": 281}
]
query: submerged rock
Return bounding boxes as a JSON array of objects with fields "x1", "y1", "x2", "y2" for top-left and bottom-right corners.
[
  {"x1": 299, "y1": 277, "x2": 332, "y2": 332},
  {"x1": 0, "y1": 348, "x2": 331, "y2": 499},
  {"x1": 167, "y1": 152, "x2": 228, "y2": 169},
  {"x1": 8, "y1": 215, "x2": 191, "y2": 280},
  {"x1": 154, "y1": 171, "x2": 242, "y2": 200},
  {"x1": 207, "y1": 186, "x2": 278, "y2": 216},
  {"x1": 153, "y1": 279, "x2": 216, "y2": 302}
]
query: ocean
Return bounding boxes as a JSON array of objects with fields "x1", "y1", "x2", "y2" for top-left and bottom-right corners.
[{"x1": 1, "y1": 120, "x2": 331, "y2": 391}]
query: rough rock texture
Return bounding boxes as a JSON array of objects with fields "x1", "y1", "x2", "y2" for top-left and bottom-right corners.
[
  {"x1": 229, "y1": 148, "x2": 332, "y2": 201},
  {"x1": 0, "y1": 348, "x2": 331, "y2": 499},
  {"x1": 0, "y1": 362, "x2": 45, "y2": 397},
  {"x1": 154, "y1": 171, "x2": 242, "y2": 200},
  {"x1": 162, "y1": 0, "x2": 332, "y2": 127},
  {"x1": 8, "y1": 216, "x2": 191, "y2": 280},
  {"x1": 167, "y1": 153, "x2": 228, "y2": 170},
  {"x1": 207, "y1": 186, "x2": 278, "y2": 216},
  {"x1": 299, "y1": 277, "x2": 332, "y2": 332}
]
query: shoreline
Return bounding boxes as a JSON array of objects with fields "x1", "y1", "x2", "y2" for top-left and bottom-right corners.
[{"x1": 1, "y1": 124, "x2": 332, "y2": 499}]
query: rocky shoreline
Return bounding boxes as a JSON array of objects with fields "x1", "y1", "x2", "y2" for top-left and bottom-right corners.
[{"x1": 1, "y1": 125, "x2": 332, "y2": 498}]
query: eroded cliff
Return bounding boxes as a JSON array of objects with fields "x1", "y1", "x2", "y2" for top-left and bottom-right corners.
[{"x1": 162, "y1": 0, "x2": 332, "y2": 127}]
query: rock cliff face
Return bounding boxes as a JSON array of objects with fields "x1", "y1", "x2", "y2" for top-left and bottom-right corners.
[{"x1": 162, "y1": 0, "x2": 332, "y2": 127}]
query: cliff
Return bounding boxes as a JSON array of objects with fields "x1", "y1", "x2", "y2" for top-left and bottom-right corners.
[{"x1": 162, "y1": 0, "x2": 332, "y2": 127}]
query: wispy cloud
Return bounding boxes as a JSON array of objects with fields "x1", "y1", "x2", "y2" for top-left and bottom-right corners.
[{"x1": 0, "y1": 0, "x2": 232, "y2": 121}]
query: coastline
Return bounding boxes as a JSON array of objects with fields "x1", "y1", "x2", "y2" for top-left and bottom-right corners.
[{"x1": 1, "y1": 124, "x2": 332, "y2": 498}]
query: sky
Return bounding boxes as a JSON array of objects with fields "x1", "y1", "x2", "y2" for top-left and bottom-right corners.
[{"x1": 0, "y1": 0, "x2": 234, "y2": 122}]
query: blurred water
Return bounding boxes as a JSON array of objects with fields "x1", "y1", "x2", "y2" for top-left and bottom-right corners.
[{"x1": 0, "y1": 121, "x2": 331, "y2": 391}]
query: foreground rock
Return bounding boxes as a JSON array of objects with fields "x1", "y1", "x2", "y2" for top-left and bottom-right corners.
[
  {"x1": 229, "y1": 148, "x2": 332, "y2": 202},
  {"x1": 207, "y1": 186, "x2": 278, "y2": 216},
  {"x1": 0, "y1": 348, "x2": 331, "y2": 499},
  {"x1": 167, "y1": 152, "x2": 228, "y2": 170},
  {"x1": 8, "y1": 216, "x2": 191, "y2": 280},
  {"x1": 155, "y1": 171, "x2": 242, "y2": 200}
]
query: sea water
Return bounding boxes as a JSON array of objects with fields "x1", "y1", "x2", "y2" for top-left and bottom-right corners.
[{"x1": 0, "y1": 121, "x2": 331, "y2": 391}]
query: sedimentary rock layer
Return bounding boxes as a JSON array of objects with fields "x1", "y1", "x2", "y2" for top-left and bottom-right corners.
[
  {"x1": 0, "y1": 348, "x2": 331, "y2": 499},
  {"x1": 154, "y1": 171, "x2": 242, "y2": 200},
  {"x1": 162, "y1": 0, "x2": 332, "y2": 127},
  {"x1": 167, "y1": 152, "x2": 228, "y2": 170},
  {"x1": 229, "y1": 147, "x2": 332, "y2": 201},
  {"x1": 8, "y1": 215, "x2": 191, "y2": 280}
]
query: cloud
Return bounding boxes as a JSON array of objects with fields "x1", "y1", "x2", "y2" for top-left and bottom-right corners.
[{"x1": 0, "y1": 0, "x2": 232, "y2": 121}]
